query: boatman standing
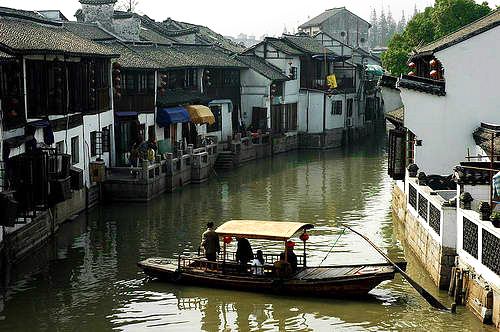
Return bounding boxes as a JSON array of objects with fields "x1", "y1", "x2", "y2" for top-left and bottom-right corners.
[{"x1": 201, "y1": 222, "x2": 220, "y2": 262}]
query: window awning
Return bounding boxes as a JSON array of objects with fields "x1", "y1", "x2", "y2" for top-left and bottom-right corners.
[
  {"x1": 185, "y1": 105, "x2": 215, "y2": 125},
  {"x1": 157, "y1": 107, "x2": 190, "y2": 128},
  {"x1": 116, "y1": 111, "x2": 138, "y2": 117}
]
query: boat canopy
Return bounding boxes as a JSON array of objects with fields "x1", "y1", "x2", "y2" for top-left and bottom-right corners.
[
  {"x1": 185, "y1": 105, "x2": 215, "y2": 125},
  {"x1": 215, "y1": 220, "x2": 314, "y2": 241}
]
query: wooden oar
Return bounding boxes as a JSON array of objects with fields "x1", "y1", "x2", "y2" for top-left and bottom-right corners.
[{"x1": 344, "y1": 225, "x2": 451, "y2": 311}]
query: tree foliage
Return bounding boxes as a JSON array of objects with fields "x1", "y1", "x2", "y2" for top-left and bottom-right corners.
[
  {"x1": 382, "y1": 0, "x2": 492, "y2": 76},
  {"x1": 369, "y1": 8, "x2": 408, "y2": 48},
  {"x1": 116, "y1": 0, "x2": 139, "y2": 12}
]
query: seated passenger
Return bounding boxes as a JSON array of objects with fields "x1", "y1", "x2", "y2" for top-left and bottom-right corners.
[
  {"x1": 251, "y1": 250, "x2": 265, "y2": 276},
  {"x1": 236, "y1": 237, "x2": 253, "y2": 271},
  {"x1": 279, "y1": 241, "x2": 298, "y2": 273}
]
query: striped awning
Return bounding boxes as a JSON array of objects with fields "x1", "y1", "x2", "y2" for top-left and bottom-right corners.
[{"x1": 185, "y1": 105, "x2": 215, "y2": 125}]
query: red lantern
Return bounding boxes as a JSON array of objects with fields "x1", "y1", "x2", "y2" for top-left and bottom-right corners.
[
  {"x1": 429, "y1": 59, "x2": 437, "y2": 68},
  {"x1": 223, "y1": 236, "x2": 232, "y2": 244},
  {"x1": 115, "y1": 92, "x2": 122, "y2": 99},
  {"x1": 300, "y1": 232, "x2": 310, "y2": 242},
  {"x1": 430, "y1": 70, "x2": 438, "y2": 79},
  {"x1": 408, "y1": 71, "x2": 416, "y2": 76},
  {"x1": 408, "y1": 62, "x2": 416, "y2": 69},
  {"x1": 286, "y1": 241, "x2": 295, "y2": 248}
]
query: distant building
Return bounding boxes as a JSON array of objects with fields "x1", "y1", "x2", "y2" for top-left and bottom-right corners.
[{"x1": 298, "y1": 7, "x2": 370, "y2": 50}]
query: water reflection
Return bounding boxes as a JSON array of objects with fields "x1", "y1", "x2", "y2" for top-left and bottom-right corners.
[{"x1": 0, "y1": 133, "x2": 492, "y2": 331}]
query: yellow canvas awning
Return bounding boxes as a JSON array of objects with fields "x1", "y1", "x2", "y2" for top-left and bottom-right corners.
[
  {"x1": 215, "y1": 220, "x2": 314, "y2": 241},
  {"x1": 185, "y1": 105, "x2": 215, "y2": 125}
]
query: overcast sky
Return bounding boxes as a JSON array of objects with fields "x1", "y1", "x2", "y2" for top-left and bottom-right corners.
[{"x1": 0, "y1": 0, "x2": 498, "y2": 37}]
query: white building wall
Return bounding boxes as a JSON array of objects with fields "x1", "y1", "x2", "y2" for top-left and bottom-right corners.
[
  {"x1": 402, "y1": 26, "x2": 500, "y2": 175},
  {"x1": 380, "y1": 87, "x2": 403, "y2": 114},
  {"x1": 240, "y1": 68, "x2": 271, "y2": 128}
]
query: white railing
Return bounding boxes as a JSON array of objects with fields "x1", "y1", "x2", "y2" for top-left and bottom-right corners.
[
  {"x1": 458, "y1": 209, "x2": 500, "y2": 285},
  {"x1": 405, "y1": 176, "x2": 457, "y2": 249}
]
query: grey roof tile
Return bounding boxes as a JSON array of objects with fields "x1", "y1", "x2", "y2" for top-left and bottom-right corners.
[
  {"x1": 267, "y1": 39, "x2": 303, "y2": 55},
  {"x1": 103, "y1": 42, "x2": 159, "y2": 69},
  {"x1": 282, "y1": 34, "x2": 333, "y2": 55},
  {"x1": 63, "y1": 21, "x2": 115, "y2": 41},
  {"x1": 299, "y1": 7, "x2": 345, "y2": 29},
  {"x1": 237, "y1": 55, "x2": 289, "y2": 81},
  {"x1": 0, "y1": 16, "x2": 116, "y2": 57}
]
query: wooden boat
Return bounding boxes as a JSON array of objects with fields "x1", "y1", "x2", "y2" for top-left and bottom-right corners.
[{"x1": 138, "y1": 220, "x2": 406, "y2": 298}]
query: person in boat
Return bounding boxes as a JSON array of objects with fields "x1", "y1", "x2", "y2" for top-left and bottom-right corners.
[
  {"x1": 280, "y1": 241, "x2": 298, "y2": 273},
  {"x1": 251, "y1": 250, "x2": 265, "y2": 276},
  {"x1": 235, "y1": 237, "x2": 253, "y2": 271},
  {"x1": 200, "y1": 222, "x2": 220, "y2": 262}
]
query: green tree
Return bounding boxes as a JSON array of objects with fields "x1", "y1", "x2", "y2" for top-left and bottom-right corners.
[{"x1": 382, "y1": 0, "x2": 492, "y2": 76}]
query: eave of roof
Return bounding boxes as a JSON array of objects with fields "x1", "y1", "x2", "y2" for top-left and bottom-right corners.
[
  {"x1": 237, "y1": 55, "x2": 289, "y2": 81},
  {"x1": 385, "y1": 107, "x2": 404, "y2": 126},
  {"x1": 299, "y1": 7, "x2": 371, "y2": 29},
  {"x1": 416, "y1": 9, "x2": 500, "y2": 56},
  {"x1": 397, "y1": 75, "x2": 446, "y2": 96}
]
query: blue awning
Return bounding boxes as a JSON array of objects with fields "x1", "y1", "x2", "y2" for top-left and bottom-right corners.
[{"x1": 157, "y1": 107, "x2": 190, "y2": 128}]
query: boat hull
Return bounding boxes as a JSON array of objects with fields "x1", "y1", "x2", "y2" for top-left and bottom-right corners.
[{"x1": 138, "y1": 258, "x2": 401, "y2": 298}]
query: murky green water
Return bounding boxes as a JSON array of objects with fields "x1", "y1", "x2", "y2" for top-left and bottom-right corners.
[{"x1": 0, "y1": 133, "x2": 493, "y2": 331}]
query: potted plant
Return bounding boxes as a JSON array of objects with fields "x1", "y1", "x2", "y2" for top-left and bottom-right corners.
[
  {"x1": 459, "y1": 192, "x2": 473, "y2": 210},
  {"x1": 479, "y1": 201, "x2": 492, "y2": 221},
  {"x1": 490, "y1": 211, "x2": 500, "y2": 228}
]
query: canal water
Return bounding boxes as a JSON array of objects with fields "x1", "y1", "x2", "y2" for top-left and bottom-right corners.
[{"x1": 0, "y1": 134, "x2": 493, "y2": 331}]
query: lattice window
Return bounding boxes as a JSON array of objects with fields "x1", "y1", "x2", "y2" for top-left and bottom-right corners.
[
  {"x1": 418, "y1": 194, "x2": 428, "y2": 221},
  {"x1": 482, "y1": 230, "x2": 500, "y2": 276},
  {"x1": 463, "y1": 217, "x2": 478, "y2": 259},
  {"x1": 409, "y1": 185, "x2": 417, "y2": 210},
  {"x1": 429, "y1": 204, "x2": 441, "y2": 235}
]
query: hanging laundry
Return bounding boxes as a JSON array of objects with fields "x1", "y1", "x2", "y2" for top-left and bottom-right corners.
[{"x1": 327, "y1": 74, "x2": 337, "y2": 89}]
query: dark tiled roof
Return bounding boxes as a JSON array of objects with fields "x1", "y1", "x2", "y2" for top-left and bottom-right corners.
[
  {"x1": 130, "y1": 44, "x2": 191, "y2": 68},
  {"x1": 0, "y1": 17, "x2": 116, "y2": 57},
  {"x1": 159, "y1": 18, "x2": 245, "y2": 53},
  {"x1": 379, "y1": 75, "x2": 399, "y2": 90},
  {"x1": 79, "y1": 0, "x2": 117, "y2": 4},
  {"x1": 173, "y1": 44, "x2": 245, "y2": 68},
  {"x1": 473, "y1": 123, "x2": 500, "y2": 157},
  {"x1": 267, "y1": 39, "x2": 303, "y2": 55},
  {"x1": 63, "y1": 21, "x2": 115, "y2": 41},
  {"x1": 237, "y1": 55, "x2": 289, "y2": 81},
  {"x1": 398, "y1": 75, "x2": 446, "y2": 96},
  {"x1": 131, "y1": 44, "x2": 245, "y2": 69},
  {"x1": 282, "y1": 34, "x2": 333, "y2": 55},
  {"x1": 455, "y1": 162, "x2": 500, "y2": 185},
  {"x1": 417, "y1": 9, "x2": 500, "y2": 55},
  {"x1": 0, "y1": 6, "x2": 52, "y2": 24},
  {"x1": 104, "y1": 42, "x2": 159, "y2": 69},
  {"x1": 139, "y1": 28, "x2": 175, "y2": 44},
  {"x1": 385, "y1": 107, "x2": 404, "y2": 126},
  {"x1": 299, "y1": 7, "x2": 346, "y2": 28}
]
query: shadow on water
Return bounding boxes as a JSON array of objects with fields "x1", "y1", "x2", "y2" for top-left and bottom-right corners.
[{"x1": 0, "y1": 131, "x2": 493, "y2": 331}]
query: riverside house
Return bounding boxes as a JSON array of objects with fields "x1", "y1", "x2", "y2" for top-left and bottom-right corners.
[
  {"x1": 0, "y1": 7, "x2": 116, "y2": 266},
  {"x1": 388, "y1": 10, "x2": 500, "y2": 327}
]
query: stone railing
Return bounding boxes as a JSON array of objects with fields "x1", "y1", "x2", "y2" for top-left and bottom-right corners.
[
  {"x1": 458, "y1": 209, "x2": 500, "y2": 285},
  {"x1": 406, "y1": 176, "x2": 457, "y2": 248}
]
